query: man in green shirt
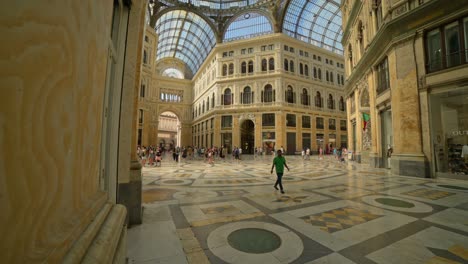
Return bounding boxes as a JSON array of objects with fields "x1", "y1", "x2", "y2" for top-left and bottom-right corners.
[{"x1": 271, "y1": 149, "x2": 290, "y2": 194}]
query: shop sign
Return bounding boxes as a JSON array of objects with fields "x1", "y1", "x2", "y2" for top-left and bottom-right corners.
[{"x1": 451, "y1": 130, "x2": 468, "y2": 136}]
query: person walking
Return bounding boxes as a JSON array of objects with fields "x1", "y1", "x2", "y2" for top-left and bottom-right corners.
[{"x1": 271, "y1": 149, "x2": 290, "y2": 194}]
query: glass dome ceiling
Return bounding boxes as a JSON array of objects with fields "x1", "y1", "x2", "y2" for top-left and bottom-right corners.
[{"x1": 150, "y1": 0, "x2": 343, "y2": 76}]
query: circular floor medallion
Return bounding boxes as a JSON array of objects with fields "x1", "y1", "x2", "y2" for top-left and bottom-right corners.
[
  {"x1": 375, "y1": 198, "x2": 415, "y2": 208},
  {"x1": 361, "y1": 195, "x2": 433, "y2": 213},
  {"x1": 228, "y1": 228, "x2": 281, "y2": 254},
  {"x1": 437, "y1": 184, "x2": 468, "y2": 191},
  {"x1": 158, "y1": 178, "x2": 193, "y2": 186},
  {"x1": 208, "y1": 221, "x2": 303, "y2": 264}
]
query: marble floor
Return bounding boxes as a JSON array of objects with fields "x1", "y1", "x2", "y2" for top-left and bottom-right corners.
[{"x1": 127, "y1": 155, "x2": 468, "y2": 264}]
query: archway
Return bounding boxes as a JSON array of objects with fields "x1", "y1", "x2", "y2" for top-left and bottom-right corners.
[
  {"x1": 157, "y1": 111, "x2": 181, "y2": 151},
  {"x1": 240, "y1": 119, "x2": 255, "y2": 154}
]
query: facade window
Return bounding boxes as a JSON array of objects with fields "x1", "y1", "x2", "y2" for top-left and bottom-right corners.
[
  {"x1": 313, "y1": 67, "x2": 317, "y2": 78},
  {"x1": 286, "y1": 114, "x2": 296, "y2": 127},
  {"x1": 206, "y1": 98, "x2": 209, "y2": 111},
  {"x1": 222, "y1": 64, "x2": 227, "y2": 76},
  {"x1": 317, "y1": 56, "x2": 321, "y2": 61},
  {"x1": 313, "y1": 54, "x2": 317, "y2": 60},
  {"x1": 358, "y1": 20, "x2": 364, "y2": 54},
  {"x1": 327, "y1": 94, "x2": 335, "y2": 109},
  {"x1": 241, "y1": 61, "x2": 247, "y2": 74},
  {"x1": 261, "y1": 45, "x2": 266, "y2": 51},
  {"x1": 269, "y1": 58, "x2": 275, "y2": 70},
  {"x1": 248, "y1": 60, "x2": 254, "y2": 73},
  {"x1": 262, "y1": 113, "x2": 275, "y2": 126},
  {"x1": 339, "y1": 96, "x2": 345, "y2": 111},
  {"x1": 229, "y1": 51, "x2": 234, "y2": 56},
  {"x1": 326, "y1": 70, "x2": 329, "y2": 81},
  {"x1": 316, "y1": 117, "x2": 324, "y2": 129},
  {"x1": 426, "y1": 29, "x2": 442, "y2": 71},
  {"x1": 290, "y1": 60, "x2": 295, "y2": 72},
  {"x1": 143, "y1": 50, "x2": 148, "y2": 64},
  {"x1": 340, "y1": 120, "x2": 347, "y2": 131},
  {"x1": 221, "y1": 115, "x2": 232, "y2": 128},
  {"x1": 301, "y1": 88, "x2": 309, "y2": 105},
  {"x1": 329, "y1": 119, "x2": 336, "y2": 130},
  {"x1": 302, "y1": 116, "x2": 311, "y2": 128},
  {"x1": 140, "y1": 83, "x2": 145, "y2": 98},
  {"x1": 222, "y1": 88, "x2": 233, "y2": 105},
  {"x1": 241, "y1": 49, "x2": 246, "y2": 54},
  {"x1": 262, "y1": 84, "x2": 275, "y2": 103},
  {"x1": 375, "y1": 0, "x2": 383, "y2": 29},
  {"x1": 248, "y1": 48, "x2": 254, "y2": 53},
  {"x1": 144, "y1": 36, "x2": 149, "y2": 42},
  {"x1": 268, "y1": 44, "x2": 274, "y2": 50},
  {"x1": 348, "y1": 44, "x2": 353, "y2": 69},
  {"x1": 318, "y1": 68, "x2": 322, "y2": 79},
  {"x1": 315, "y1": 91, "x2": 322, "y2": 108},
  {"x1": 212, "y1": 93, "x2": 215, "y2": 107},
  {"x1": 284, "y1": 45, "x2": 288, "y2": 51},
  {"x1": 289, "y1": 47, "x2": 294, "y2": 53},
  {"x1": 284, "y1": 59, "x2": 289, "y2": 71},
  {"x1": 228, "y1": 63, "x2": 234, "y2": 75},
  {"x1": 304, "y1": 64, "x2": 309, "y2": 76},
  {"x1": 305, "y1": 51, "x2": 309, "y2": 57},
  {"x1": 299, "y1": 63, "x2": 304, "y2": 75},
  {"x1": 445, "y1": 22, "x2": 461, "y2": 67},
  {"x1": 376, "y1": 57, "x2": 390, "y2": 94},
  {"x1": 262, "y1": 59, "x2": 267, "y2": 71},
  {"x1": 325, "y1": 58, "x2": 329, "y2": 64},
  {"x1": 241, "y1": 86, "x2": 253, "y2": 104},
  {"x1": 285, "y1": 86, "x2": 295, "y2": 103},
  {"x1": 138, "y1": 109, "x2": 143, "y2": 124},
  {"x1": 330, "y1": 72, "x2": 334, "y2": 83}
]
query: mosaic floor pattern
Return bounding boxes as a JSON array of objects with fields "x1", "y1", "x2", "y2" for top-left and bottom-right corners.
[{"x1": 129, "y1": 155, "x2": 468, "y2": 264}]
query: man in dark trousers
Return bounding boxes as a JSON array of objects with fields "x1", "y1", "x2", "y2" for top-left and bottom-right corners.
[{"x1": 271, "y1": 149, "x2": 290, "y2": 194}]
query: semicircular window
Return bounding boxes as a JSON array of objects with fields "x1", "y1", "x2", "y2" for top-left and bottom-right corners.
[
  {"x1": 162, "y1": 68, "x2": 184, "y2": 79},
  {"x1": 224, "y1": 12, "x2": 273, "y2": 42},
  {"x1": 283, "y1": 0, "x2": 343, "y2": 54},
  {"x1": 155, "y1": 10, "x2": 216, "y2": 75}
]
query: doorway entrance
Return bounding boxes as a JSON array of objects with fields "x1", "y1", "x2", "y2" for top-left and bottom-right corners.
[
  {"x1": 380, "y1": 109, "x2": 393, "y2": 168},
  {"x1": 240, "y1": 120, "x2": 255, "y2": 154}
]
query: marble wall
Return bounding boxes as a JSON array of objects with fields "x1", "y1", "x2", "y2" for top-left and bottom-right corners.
[{"x1": 0, "y1": 1, "x2": 120, "y2": 262}]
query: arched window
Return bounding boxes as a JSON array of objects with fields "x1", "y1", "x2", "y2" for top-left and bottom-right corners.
[
  {"x1": 301, "y1": 88, "x2": 309, "y2": 105},
  {"x1": 328, "y1": 94, "x2": 335, "y2": 109},
  {"x1": 284, "y1": 59, "x2": 289, "y2": 71},
  {"x1": 290, "y1": 60, "x2": 295, "y2": 72},
  {"x1": 229, "y1": 63, "x2": 234, "y2": 75},
  {"x1": 212, "y1": 92, "x2": 215, "y2": 107},
  {"x1": 248, "y1": 60, "x2": 254, "y2": 73},
  {"x1": 222, "y1": 64, "x2": 228, "y2": 76},
  {"x1": 304, "y1": 64, "x2": 309, "y2": 76},
  {"x1": 313, "y1": 67, "x2": 317, "y2": 78},
  {"x1": 286, "y1": 86, "x2": 294, "y2": 103},
  {"x1": 262, "y1": 84, "x2": 274, "y2": 103},
  {"x1": 241, "y1": 61, "x2": 247, "y2": 74},
  {"x1": 202, "y1": 104, "x2": 205, "y2": 113},
  {"x1": 330, "y1": 72, "x2": 334, "y2": 83},
  {"x1": 299, "y1": 63, "x2": 304, "y2": 75},
  {"x1": 241, "y1": 86, "x2": 253, "y2": 104},
  {"x1": 341, "y1": 75, "x2": 344, "y2": 85},
  {"x1": 326, "y1": 70, "x2": 329, "y2": 82},
  {"x1": 206, "y1": 97, "x2": 210, "y2": 111},
  {"x1": 143, "y1": 50, "x2": 148, "y2": 64},
  {"x1": 315, "y1": 91, "x2": 322, "y2": 107},
  {"x1": 339, "y1": 96, "x2": 345, "y2": 111},
  {"x1": 222, "y1": 88, "x2": 232, "y2": 105},
  {"x1": 269, "y1": 58, "x2": 275, "y2": 70},
  {"x1": 261, "y1": 59, "x2": 267, "y2": 71},
  {"x1": 318, "y1": 68, "x2": 322, "y2": 80}
]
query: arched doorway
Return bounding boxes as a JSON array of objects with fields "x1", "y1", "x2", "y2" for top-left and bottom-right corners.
[
  {"x1": 157, "y1": 111, "x2": 180, "y2": 151},
  {"x1": 240, "y1": 120, "x2": 255, "y2": 154}
]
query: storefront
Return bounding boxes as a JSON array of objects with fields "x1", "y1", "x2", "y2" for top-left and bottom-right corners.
[{"x1": 430, "y1": 88, "x2": 468, "y2": 178}]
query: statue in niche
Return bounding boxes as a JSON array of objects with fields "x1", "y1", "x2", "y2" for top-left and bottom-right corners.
[{"x1": 360, "y1": 87, "x2": 370, "y2": 107}]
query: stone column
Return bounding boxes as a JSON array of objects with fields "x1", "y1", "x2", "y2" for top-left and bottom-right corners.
[
  {"x1": 117, "y1": 0, "x2": 147, "y2": 226},
  {"x1": 389, "y1": 43, "x2": 429, "y2": 177},
  {"x1": 355, "y1": 91, "x2": 363, "y2": 163},
  {"x1": 368, "y1": 72, "x2": 380, "y2": 168}
]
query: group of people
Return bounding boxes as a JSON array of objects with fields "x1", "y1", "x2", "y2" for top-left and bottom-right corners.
[{"x1": 137, "y1": 146, "x2": 163, "y2": 167}]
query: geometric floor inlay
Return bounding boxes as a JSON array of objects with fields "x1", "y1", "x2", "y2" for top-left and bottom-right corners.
[
  {"x1": 375, "y1": 198, "x2": 415, "y2": 208},
  {"x1": 301, "y1": 207, "x2": 383, "y2": 233},
  {"x1": 401, "y1": 188, "x2": 456, "y2": 200}
]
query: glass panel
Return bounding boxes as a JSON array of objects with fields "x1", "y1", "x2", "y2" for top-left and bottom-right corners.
[
  {"x1": 445, "y1": 22, "x2": 461, "y2": 67},
  {"x1": 426, "y1": 29, "x2": 442, "y2": 72},
  {"x1": 464, "y1": 18, "x2": 468, "y2": 62}
]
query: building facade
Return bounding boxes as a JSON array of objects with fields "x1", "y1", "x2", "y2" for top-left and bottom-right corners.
[
  {"x1": 341, "y1": 0, "x2": 468, "y2": 178},
  {"x1": 139, "y1": 32, "x2": 348, "y2": 155}
]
